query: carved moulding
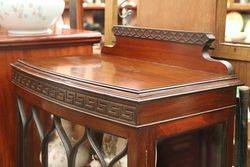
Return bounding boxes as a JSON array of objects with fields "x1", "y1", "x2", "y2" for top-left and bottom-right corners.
[
  {"x1": 112, "y1": 25, "x2": 215, "y2": 45},
  {"x1": 12, "y1": 69, "x2": 137, "y2": 125}
]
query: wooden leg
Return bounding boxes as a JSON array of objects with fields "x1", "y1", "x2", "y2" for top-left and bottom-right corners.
[
  {"x1": 127, "y1": 129, "x2": 146, "y2": 167},
  {"x1": 127, "y1": 128, "x2": 156, "y2": 167},
  {"x1": 147, "y1": 127, "x2": 157, "y2": 167},
  {"x1": 235, "y1": 86, "x2": 249, "y2": 167}
]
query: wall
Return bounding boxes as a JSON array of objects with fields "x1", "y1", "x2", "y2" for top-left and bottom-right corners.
[{"x1": 137, "y1": 0, "x2": 217, "y2": 33}]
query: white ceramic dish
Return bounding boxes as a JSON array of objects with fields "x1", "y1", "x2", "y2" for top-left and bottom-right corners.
[
  {"x1": 0, "y1": 0, "x2": 65, "y2": 36},
  {"x1": 230, "y1": 32, "x2": 247, "y2": 42},
  {"x1": 225, "y1": 12, "x2": 244, "y2": 38}
]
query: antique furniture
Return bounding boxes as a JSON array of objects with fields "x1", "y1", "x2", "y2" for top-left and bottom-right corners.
[
  {"x1": 12, "y1": 26, "x2": 242, "y2": 166},
  {"x1": 0, "y1": 28, "x2": 101, "y2": 167}
]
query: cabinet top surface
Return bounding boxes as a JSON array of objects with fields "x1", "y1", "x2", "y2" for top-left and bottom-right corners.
[
  {"x1": 0, "y1": 28, "x2": 101, "y2": 48},
  {"x1": 18, "y1": 54, "x2": 229, "y2": 92},
  {"x1": 12, "y1": 26, "x2": 242, "y2": 102},
  {"x1": 11, "y1": 26, "x2": 242, "y2": 126}
]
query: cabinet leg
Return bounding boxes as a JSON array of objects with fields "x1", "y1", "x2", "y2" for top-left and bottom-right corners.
[{"x1": 127, "y1": 128, "x2": 156, "y2": 167}]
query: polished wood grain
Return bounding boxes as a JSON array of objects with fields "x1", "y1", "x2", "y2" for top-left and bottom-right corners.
[
  {"x1": 18, "y1": 55, "x2": 229, "y2": 91},
  {"x1": 102, "y1": 26, "x2": 233, "y2": 75},
  {"x1": 0, "y1": 28, "x2": 101, "y2": 49},
  {"x1": 104, "y1": 0, "x2": 118, "y2": 45},
  {"x1": 137, "y1": 0, "x2": 217, "y2": 33},
  {"x1": 135, "y1": 0, "x2": 250, "y2": 89},
  {"x1": 76, "y1": 0, "x2": 84, "y2": 29},
  {"x1": 0, "y1": 29, "x2": 100, "y2": 167},
  {"x1": 12, "y1": 26, "x2": 241, "y2": 166},
  {"x1": 69, "y1": 0, "x2": 78, "y2": 29}
]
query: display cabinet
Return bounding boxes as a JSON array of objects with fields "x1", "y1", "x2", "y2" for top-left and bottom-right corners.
[{"x1": 12, "y1": 26, "x2": 242, "y2": 167}]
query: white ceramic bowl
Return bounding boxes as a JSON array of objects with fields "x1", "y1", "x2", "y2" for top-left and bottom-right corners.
[{"x1": 0, "y1": 0, "x2": 65, "y2": 36}]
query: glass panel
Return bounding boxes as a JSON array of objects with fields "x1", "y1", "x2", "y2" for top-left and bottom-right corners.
[
  {"x1": 87, "y1": 131, "x2": 128, "y2": 167},
  {"x1": 72, "y1": 124, "x2": 90, "y2": 167},
  {"x1": 46, "y1": 120, "x2": 128, "y2": 167},
  {"x1": 114, "y1": 156, "x2": 128, "y2": 167},
  {"x1": 102, "y1": 134, "x2": 128, "y2": 166},
  {"x1": 47, "y1": 130, "x2": 68, "y2": 167},
  {"x1": 156, "y1": 123, "x2": 227, "y2": 167},
  {"x1": 47, "y1": 118, "x2": 90, "y2": 167},
  {"x1": 52, "y1": 118, "x2": 90, "y2": 167},
  {"x1": 18, "y1": 98, "x2": 128, "y2": 167}
]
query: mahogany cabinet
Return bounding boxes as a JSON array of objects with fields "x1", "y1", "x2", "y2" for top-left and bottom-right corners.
[
  {"x1": 11, "y1": 26, "x2": 242, "y2": 167},
  {"x1": 0, "y1": 28, "x2": 101, "y2": 167}
]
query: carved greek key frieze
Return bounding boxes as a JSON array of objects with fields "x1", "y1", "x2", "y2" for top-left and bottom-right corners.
[
  {"x1": 112, "y1": 26, "x2": 215, "y2": 45},
  {"x1": 12, "y1": 70, "x2": 136, "y2": 124}
]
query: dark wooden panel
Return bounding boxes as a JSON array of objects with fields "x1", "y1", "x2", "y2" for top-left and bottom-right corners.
[{"x1": 138, "y1": 87, "x2": 236, "y2": 124}]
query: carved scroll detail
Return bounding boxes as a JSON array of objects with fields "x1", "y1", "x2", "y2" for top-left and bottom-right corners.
[
  {"x1": 13, "y1": 70, "x2": 137, "y2": 124},
  {"x1": 112, "y1": 26, "x2": 215, "y2": 45}
]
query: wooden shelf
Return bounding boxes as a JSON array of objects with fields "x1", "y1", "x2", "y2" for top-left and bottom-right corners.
[
  {"x1": 227, "y1": 3, "x2": 250, "y2": 12},
  {"x1": 212, "y1": 42, "x2": 250, "y2": 62},
  {"x1": 64, "y1": 4, "x2": 105, "y2": 10},
  {"x1": 83, "y1": 5, "x2": 105, "y2": 10}
]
